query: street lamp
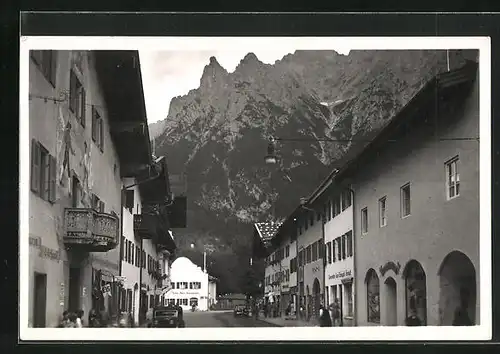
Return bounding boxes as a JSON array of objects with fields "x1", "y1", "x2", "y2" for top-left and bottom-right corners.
[{"x1": 264, "y1": 137, "x2": 277, "y2": 165}]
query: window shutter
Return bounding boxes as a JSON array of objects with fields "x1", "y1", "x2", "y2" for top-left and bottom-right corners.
[
  {"x1": 49, "y1": 50, "x2": 57, "y2": 86},
  {"x1": 80, "y1": 88, "x2": 86, "y2": 126},
  {"x1": 125, "y1": 190, "x2": 134, "y2": 212},
  {"x1": 69, "y1": 71, "x2": 76, "y2": 113},
  {"x1": 48, "y1": 155, "x2": 57, "y2": 203},
  {"x1": 99, "y1": 118, "x2": 104, "y2": 151},
  {"x1": 31, "y1": 139, "x2": 40, "y2": 194},
  {"x1": 92, "y1": 107, "x2": 97, "y2": 142}
]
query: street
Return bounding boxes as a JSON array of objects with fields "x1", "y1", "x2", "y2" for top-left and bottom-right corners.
[{"x1": 183, "y1": 310, "x2": 280, "y2": 327}]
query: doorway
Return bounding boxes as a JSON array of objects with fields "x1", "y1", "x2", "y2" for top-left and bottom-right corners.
[
  {"x1": 312, "y1": 278, "x2": 321, "y2": 319},
  {"x1": 384, "y1": 277, "x2": 397, "y2": 326},
  {"x1": 68, "y1": 267, "x2": 81, "y2": 312},
  {"x1": 33, "y1": 272, "x2": 47, "y2": 328}
]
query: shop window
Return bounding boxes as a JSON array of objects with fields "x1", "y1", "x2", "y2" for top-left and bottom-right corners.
[
  {"x1": 404, "y1": 260, "x2": 427, "y2": 325},
  {"x1": 345, "y1": 282, "x2": 353, "y2": 317},
  {"x1": 366, "y1": 269, "x2": 380, "y2": 323}
]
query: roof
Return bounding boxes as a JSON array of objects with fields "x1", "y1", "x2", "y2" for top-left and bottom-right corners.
[
  {"x1": 254, "y1": 221, "x2": 283, "y2": 242},
  {"x1": 274, "y1": 60, "x2": 478, "y2": 242},
  {"x1": 307, "y1": 60, "x2": 478, "y2": 206},
  {"x1": 93, "y1": 50, "x2": 152, "y2": 177}
]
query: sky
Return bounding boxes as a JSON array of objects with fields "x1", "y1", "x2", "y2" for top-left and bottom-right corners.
[{"x1": 139, "y1": 49, "x2": 351, "y2": 124}]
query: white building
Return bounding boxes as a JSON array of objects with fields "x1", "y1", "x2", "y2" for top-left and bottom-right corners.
[
  {"x1": 120, "y1": 156, "x2": 176, "y2": 326},
  {"x1": 164, "y1": 257, "x2": 217, "y2": 311},
  {"x1": 322, "y1": 189, "x2": 354, "y2": 326}
]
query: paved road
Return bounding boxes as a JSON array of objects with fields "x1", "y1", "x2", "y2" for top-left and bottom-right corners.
[{"x1": 183, "y1": 310, "x2": 280, "y2": 327}]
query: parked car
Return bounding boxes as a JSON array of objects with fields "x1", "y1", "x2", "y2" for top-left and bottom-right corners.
[
  {"x1": 233, "y1": 305, "x2": 249, "y2": 317},
  {"x1": 149, "y1": 305, "x2": 185, "y2": 328}
]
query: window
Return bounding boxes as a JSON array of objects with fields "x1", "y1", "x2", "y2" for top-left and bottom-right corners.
[
  {"x1": 334, "y1": 197, "x2": 341, "y2": 217},
  {"x1": 346, "y1": 231, "x2": 353, "y2": 258},
  {"x1": 341, "y1": 189, "x2": 352, "y2": 211},
  {"x1": 69, "y1": 70, "x2": 86, "y2": 126},
  {"x1": 142, "y1": 250, "x2": 146, "y2": 268},
  {"x1": 121, "y1": 237, "x2": 125, "y2": 261},
  {"x1": 331, "y1": 241, "x2": 336, "y2": 263},
  {"x1": 312, "y1": 242, "x2": 318, "y2": 261},
  {"x1": 446, "y1": 156, "x2": 460, "y2": 199},
  {"x1": 345, "y1": 282, "x2": 353, "y2": 317},
  {"x1": 149, "y1": 295, "x2": 154, "y2": 308},
  {"x1": 192, "y1": 282, "x2": 201, "y2": 289},
  {"x1": 71, "y1": 176, "x2": 82, "y2": 208},
  {"x1": 285, "y1": 245, "x2": 290, "y2": 258},
  {"x1": 182, "y1": 299, "x2": 188, "y2": 306},
  {"x1": 327, "y1": 200, "x2": 332, "y2": 221},
  {"x1": 336, "y1": 238, "x2": 341, "y2": 261},
  {"x1": 124, "y1": 190, "x2": 134, "y2": 213},
  {"x1": 318, "y1": 240, "x2": 324, "y2": 259},
  {"x1": 401, "y1": 183, "x2": 411, "y2": 217},
  {"x1": 361, "y1": 207, "x2": 368, "y2": 234},
  {"x1": 326, "y1": 242, "x2": 332, "y2": 264},
  {"x1": 31, "y1": 50, "x2": 57, "y2": 86},
  {"x1": 135, "y1": 246, "x2": 140, "y2": 267},
  {"x1": 30, "y1": 139, "x2": 56, "y2": 203},
  {"x1": 92, "y1": 106, "x2": 104, "y2": 151},
  {"x1": 306, "y1": 245, "x2": 312, "y2": 263},
  {"x1": 341, "y1": 234, "x2": 346, "y2": 260},
  {"x1": 131, "y1": 244, "x2": 135, "y2": 265},
  {"x1": 366, "y1": 269, "x2": 380, "y2": 323},
  {"x1": 379, "y1": 197, "x2": 387, "y2": 227},
  {"x1": 124, "y1": 239, "x2": 128, "y2": 261}
]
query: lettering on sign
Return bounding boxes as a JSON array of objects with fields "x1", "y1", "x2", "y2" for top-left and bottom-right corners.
[
  {"x1": 170, "y1": 291, "x2": 201, "y2": 296},
  {"x1": 379, "y1": 261, "x2": 401, "y2": 276},
  {"x1": 328, "y1": 269, "x2": 353, "y2": 280},
  {"x1": 29, "y1": 236, "x2": 61, "y2": 262}
]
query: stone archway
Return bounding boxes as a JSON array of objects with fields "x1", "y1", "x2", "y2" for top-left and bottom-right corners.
[
  {"x1": 384, "y1": 277, "x2": 397, "y2": 326},
  {"x1": 403, "y1": 260, "x2": 427, "y2": 325},
  {"x1": 438, "y1": 251, "x2": 476, "y2": 326}
]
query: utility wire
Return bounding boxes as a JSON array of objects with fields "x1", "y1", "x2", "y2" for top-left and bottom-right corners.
[{"x1": 29, "y1": 92, "x2": 481, "y2": 144}]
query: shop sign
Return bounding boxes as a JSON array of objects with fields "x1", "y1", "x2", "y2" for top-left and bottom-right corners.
[
  {"x1": 29, "y1": 236, "x2": 61, "y2": 262},
  {"x1": 328, "y1": 269, "x2": 352, "y2": 280},
  {"x1": 169, "y1": 291, "x2": 201, "y2": 296},
  {"x1": 59, "y1": 282, "x2": 65, "y2": 307}
]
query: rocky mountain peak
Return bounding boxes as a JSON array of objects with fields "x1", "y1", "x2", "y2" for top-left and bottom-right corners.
[{"x1": 200, "y1": 56, "x2": 228, "y2": 89}]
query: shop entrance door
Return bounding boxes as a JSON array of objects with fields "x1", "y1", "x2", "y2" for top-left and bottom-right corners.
[
  {"x1": 68, "y1": 267, "x2": 81, "y2": 312},
  {"x1": 33, "y1": 272, "x2": 47, "y2": 328}
]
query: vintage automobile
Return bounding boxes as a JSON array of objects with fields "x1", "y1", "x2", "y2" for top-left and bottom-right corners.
[
  {"x1": 233, "y1": 304, "x2": 249, "y2": 317},
  {"x1": 150, "y1": 305, "x2": 185, "y2": 328}
]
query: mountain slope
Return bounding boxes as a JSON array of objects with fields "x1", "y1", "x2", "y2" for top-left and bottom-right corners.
[{"x1": 150, "y1": 49, "x2": 469, "y2": 293}]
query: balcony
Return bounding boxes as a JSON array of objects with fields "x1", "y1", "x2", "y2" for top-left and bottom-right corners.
[
  {"x1": 133, "y1": 213, "x2": 155, "y2": 239},
  {"x1": 64, "y1": 208, "x2": 119, "y2": 252}
]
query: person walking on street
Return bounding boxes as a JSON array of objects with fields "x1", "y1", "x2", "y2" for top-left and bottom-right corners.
[
  {"x1": 318, "y1": 303, "x2": 332, "y2": 327},
  {"x1": 331, "y1": 299, "x2": 341, "y2": 327},
  {"x1": 75, "y1": 309, "x2": 84, "y2": 328}
]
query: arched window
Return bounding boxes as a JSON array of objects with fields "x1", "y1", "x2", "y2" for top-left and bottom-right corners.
[
  {"x1": 403, "y1": 260, "x2": 427, "y2": 325},
  {"x1": 366, "y1": 269, "x2": 380, "y2": 323}
]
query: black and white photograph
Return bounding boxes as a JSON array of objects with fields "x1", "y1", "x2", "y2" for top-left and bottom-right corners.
[{"x1": 19, "y1": 35, "x2": 491, "y2": 341}]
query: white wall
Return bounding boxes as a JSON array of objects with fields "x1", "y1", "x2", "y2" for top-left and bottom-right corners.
[{"x1": 165, "y1": 257, "x2": 210, "y2": 311}]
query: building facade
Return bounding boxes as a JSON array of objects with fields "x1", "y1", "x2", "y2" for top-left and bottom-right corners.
[
  {"x1": 348, "y1": 61, "x2": 479, "y2": 326},
  {"x1": 322, "y1": 189, "x2": 355, "y2": 326},
  {"x1": 164, "y1": 257, "x2": 216, "y2": 311},
  {"x1": 28, "y1": 50, "x2": 151, "y2": 327},
  {"x1": 296, "y1": 209, "x2": 324, "y2": 321}
]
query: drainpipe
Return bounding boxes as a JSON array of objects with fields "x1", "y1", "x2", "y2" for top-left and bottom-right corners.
[{"x1": 348, "y1": 185, "x2": 357, "y2": 327}]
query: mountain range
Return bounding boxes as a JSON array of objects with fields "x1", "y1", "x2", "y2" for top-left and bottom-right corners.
[{"x1": 149, "y1": 49, "x2": 469, "y2": 293}]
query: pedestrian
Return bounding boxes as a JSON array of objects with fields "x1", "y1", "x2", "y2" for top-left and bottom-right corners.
[
  {"x1": 318, "y1": 303, "x2": 332, "y2": 327},
  {"x1": 88, "y1": 309, "x2": 101, "y2": 328},
  {"x1": 405, "y1": 306, "x2": 422, "y2": 326},
  {"x1": 75, "y1": 309, "x2": 84, "y2": 328},
  {"x1": 58, "y1": 310, "x2": 70, "y2": 328},
  {"x1": 453, "y1": 288, "x2": 473, "y2": 326},
  {"x1": 67, "y1": 312, "x2": 77, "y2": 328},
  {"x1": 331, "y1": 299, "x2": 341, "y2": 326}
]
